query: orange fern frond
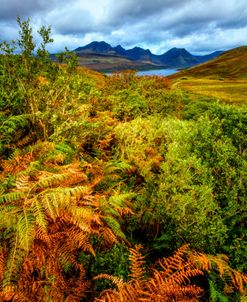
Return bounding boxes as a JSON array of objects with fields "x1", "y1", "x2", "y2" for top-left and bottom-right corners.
[
  {"x1": 1, "y1": 151, "x2": 35, "y2": 175},
  {"x1": 129, "y1": 244, "x2": 146, "y2": 282},
  {"x1": 0, "y1": 248, "x2": 6, "y2": 285},
  {"x1": 227, "y1": 269, "x2": 247, "y2": 293},
  {"x1": 66, "y1": 229, "x2": 95, "y2": 255},
  {"x1": 99, "y1": 227, "x2": 119, "y2": 247},
  {"x1": 16, "y1": 132, "x2": 36, "y2": 148},
  {"x1": 190, "y1": 251, "x2": 247, "y2": 293},
  {"x1": 96, "y1": 245, "x2": 203, "y2": 302},
  {"x1": 16, "y1": 174, "x2": 33, "y2": 191},
  {"x1": 94, "y1": 274, "x2": 124, "y2": 288}
]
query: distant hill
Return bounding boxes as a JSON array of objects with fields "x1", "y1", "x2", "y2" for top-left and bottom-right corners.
[
  {"x1": 73, "y1": 41, "x2": 223, "y2": 70},
  {"x1": 171, "y1": 46, "x2": 247, "y2": 79},
  {"x1": 157, "y1": 48, "x2": 199, "y2": 68}
]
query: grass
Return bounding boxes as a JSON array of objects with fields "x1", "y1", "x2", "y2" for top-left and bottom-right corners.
[{"x1": 174, "y1": 78, "x2": 247, "y2": 104}]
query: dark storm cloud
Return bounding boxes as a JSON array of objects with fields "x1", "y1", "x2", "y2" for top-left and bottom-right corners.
[
  {"x1": 0, "y1": 0, "x2": 72, "y2": 21},
  {"x1": 104, "y1": 0, "x2": 192, "y2": 25},
  {"x1": 0, "y1": 0, "x2": 247, "y2": 54},
  {"x1": 104, "y1": 0, "x2": 247, "y2": 37}
]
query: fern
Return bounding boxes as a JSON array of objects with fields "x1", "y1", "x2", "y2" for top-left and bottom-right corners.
[
  {"x1": 66, "y1": 229, "x2": 95, "y2": 255},
  {"x1": 16, "y1": 210, "x2": 36, "y2": 251},
  {"x1": 0, "y1": 247, "x2": 5, "y2": 285},
  {"x1": 0, "y1": 192, "x2": 24, "y2": 204},
  {"x1": 96, "y1": 246, "x2": 246, "y2": 302},
  {"x1": 209, "y1": 279, "x2": 229, "y2": 302},
  {"x1": 3, "y1": 235, "x2": 26, "y2": 289},
  {"x1": 190, "y1": 251, "x2": 247, "y2": 294},
  {"x1": 34, "y1": 173, "x2": 71, "y2": 190},
  {"x1": 70, "y1": 206, "x2": 98, "y2": 224},
  {"x1": 104, "y1": 161, "x2": 132, "y2": 174},
  {"x1": 16, "y1": 131, "x2": 36, "y2": 147},
  {"x1": 108, "y1": 192, "x2": 136, "y2": 209},
  {"x1": 129, "y1": 244, "x2": 145, "y2": 281},
  {"x1": 0, "y1": 115, "x2": 30, "y2": 136},
  {"x1": 95, "y1": 245, "x2": 204, "y2": 302},
  {"x1": 32, "y1": 198, "x2": 48, "y2": 230},
  {"x1": 103, "y1": 216, "x2": 126, "y2": 240},
  {"x1": 240, "y1": 292, "x2": 247, "y2": 302},
  {"x1": 0, "y1": 114, "x2": 32, "y2": 151}
]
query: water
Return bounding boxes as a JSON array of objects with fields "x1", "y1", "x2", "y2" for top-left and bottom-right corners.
[
  {"x1": 137, "y1": 68, "x2": 178, "y2": 76},
  {"x1": 105, "y1": 68, "x2": 178, "y2": 76}
]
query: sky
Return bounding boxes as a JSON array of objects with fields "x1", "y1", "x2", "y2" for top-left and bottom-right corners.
[{"x1": 1, "y1": 0, "x2": 247, "y2": 55}]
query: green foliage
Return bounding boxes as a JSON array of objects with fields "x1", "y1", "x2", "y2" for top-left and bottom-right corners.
[
  {"x1": 56, "y1": 47, "x2": 78, "y2": 73},
  {"x1": 0, "y1": 17, "x2": 246, "y2": 302},
  {"x1": 183, "y1": 103, "x2": 247, "y2": 270},
  {"x1": 209, "y1": 279, "x2": 229, "y2": 302}
]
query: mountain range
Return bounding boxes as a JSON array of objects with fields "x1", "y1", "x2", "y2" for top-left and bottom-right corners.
[{"x1": 73, "y1": 41, "x2": 223, "y2": 69}]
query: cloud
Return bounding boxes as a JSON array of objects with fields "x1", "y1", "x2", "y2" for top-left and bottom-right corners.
[
  {"x1": 0, "y1": 0, "x2": 72, "y2": 21},
  {"x1": 0, "y1": 0, "x2": 247, "y2": 54}
]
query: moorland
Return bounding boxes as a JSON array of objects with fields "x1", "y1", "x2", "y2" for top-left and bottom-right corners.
[{"x1": 0, "y1": 19, "x2": 246, "y2": 301}]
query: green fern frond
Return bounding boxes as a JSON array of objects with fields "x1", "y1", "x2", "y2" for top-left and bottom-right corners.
[
  {"x1": 34, "y1": 173, "x2": 70, "y2": 190},
  {"x1": 0, "y1": 192, "x2": 24, "y2": 204},
  {"x1": 63, "y1": 186, "x2": 89, "y2": 199},
  {"x1": 40, "y1": 186, "x2": 87, "y2": 216},
  {"x1": 240, "y1": 292, "x2": 247, "y2": 302},
  {"x1": 103, "y1": 216, "x2": 126, "y2": 239},
  {"x1": 0, "y1": 114, "x2": 31, "y2": 143},
  {"x1": 59, "y1": 252, "x2": 72, "y2": 273},
  {"x1": 108, "y1": 193, "x2": 136, "y2": 208},
  {"x1": 103, "y1": 207, "x2": 120, "y2": 217},
  {"x1": 209, "y1": 279, "x2": 229, "y2": 302},
  {"x1": 3, "y1": 236, "x2": 26, "y2": 288},
  {"x1": 105, "y1": 161, "x2": 132, "y2": 174},
  {"x1": 16, "y1": 210, "x2": 36, "y2": 251},
  {"x1": 32, "y1": 199, "x2": 48, "y2": 230},
  {"x1": 42, "y1": 193, "x2": 60, "y2": 219}
]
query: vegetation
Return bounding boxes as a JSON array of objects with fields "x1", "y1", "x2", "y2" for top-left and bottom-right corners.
[
  {"x1": 0, "y1": 18, "x2": 246, "y2": 301},
  {"x1": 170, "y1": 46, "x2": 247, "y2": 103}
]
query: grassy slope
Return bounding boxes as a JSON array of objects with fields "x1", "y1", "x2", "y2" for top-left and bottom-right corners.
[
  {"x1": 172, "y1": 46, "x2": 247, "y2": 79},
  {"x1": 170, "y1": 46, "x2": 247, "y2": 104}
]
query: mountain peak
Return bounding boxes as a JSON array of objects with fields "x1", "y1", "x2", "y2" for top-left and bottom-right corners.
[
  {"x1": 74, "y1": 41, "x2": 113, "y2": 53},
  {"x1": 166, "y1": 47, "x2": 191, "y2": 56}
]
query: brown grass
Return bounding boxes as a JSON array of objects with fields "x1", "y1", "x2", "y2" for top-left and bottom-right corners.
[{"x1": 175, "y1": 78, "x2": 247, "y2": 104}]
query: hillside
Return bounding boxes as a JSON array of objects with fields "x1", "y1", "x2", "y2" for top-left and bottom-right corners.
[
  {"x1": 169, "y1": 46, "x2": 247, "y2": 103},
  {"x1": 172, "y1": 46, "x2": 247, "y2": 79},
  {"x1": 76, "y1": 53, "x2": 164, "y2": 72}
]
